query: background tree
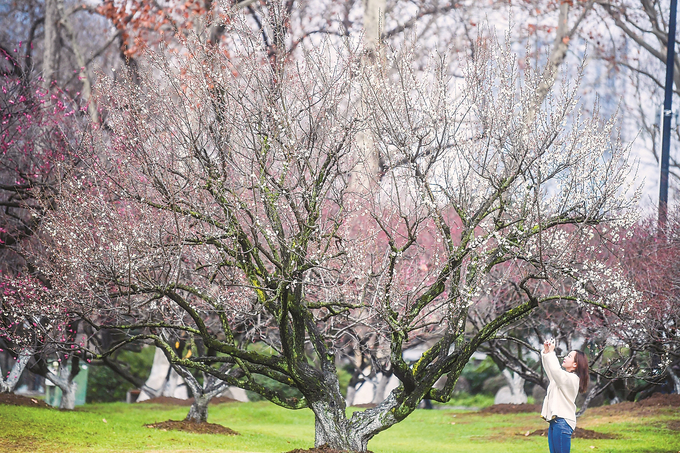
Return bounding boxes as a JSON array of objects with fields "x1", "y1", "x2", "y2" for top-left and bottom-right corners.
[
  {"x1": 470, "y1": 211, "x2": 680, "y2": 412},
  {"x1": 0, "y1": 9, "x2": 164, "y2": 404},
  {"x1": 588, "y1": 0, "x2": 680, "y2": 194},
  {"x1": 471, "y1": 295, "x2": 614, "y2": 411},
  {"x1": 0, "y1": 271, "x2": 90, "y2": 409},
  {"x1": 0, "y1": 274, "x2": 51, "y2": 393},
  {"x1": 0, "y1": 73, "x2": 91, "y2": 406},
  {"x1": 611, "y1": 213, "x2": 680, "y2": 397}
]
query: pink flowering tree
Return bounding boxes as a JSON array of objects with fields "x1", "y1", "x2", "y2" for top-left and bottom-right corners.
[
  {"x1": 604, "y1": 215, "x2": 680, "y2": 397},
  {"x1": 33, "y1": 8, "x2": 640, "y2": 449},
  {"x1": 0, "y1": 72, "x2": 94, "y2": 407},
  {"x1": 0, "y1": 68, "x2": 138, "y2": 410},
  {"x1": 0, "y1": 75, "x2": 80, "y2": 259}
]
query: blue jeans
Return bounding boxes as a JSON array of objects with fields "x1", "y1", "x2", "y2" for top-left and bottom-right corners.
[{"x1": 548, "y1": 418, "x2": 573, "y2": 453}]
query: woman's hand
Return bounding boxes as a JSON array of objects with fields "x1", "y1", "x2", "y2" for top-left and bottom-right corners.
[{"x1": 543, "y1": 339, "x2": 555, "y2": 354}]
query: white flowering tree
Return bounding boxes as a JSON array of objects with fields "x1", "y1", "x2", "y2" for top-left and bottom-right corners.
[
  {"x1": 0, "y1": 274, "x2": 48, "y2": 393},
  {"x1": 0, "y1": 272, "x2": 88, "y2": 409},
  {"x1": 32, "y1": 6, "x2": 640, "y2": 449}
]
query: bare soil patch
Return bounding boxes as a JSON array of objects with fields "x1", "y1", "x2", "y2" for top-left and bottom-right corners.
[
  {"x1": 143, "y1": 419, "x2": 239, "y2": 435},
  {"x1": 479, "y1": 403, "x2": 540, "y2": 415},
  {"x1": 284, "y1": 444, "x2": 373, "y2": 453},
  {"x1": 211, "y1": 396, "x2": 240, "y2": 404},
  {"x1": 0, "y1": 393, "x2": 51, "y2": 408},
  {"x1": 636, "y1": 393, "x2": 680, "y2": 408},
  {"x1": 480, "y1": 393, "x2": 680, "y2": 418},
  {"x1": 586, "y1": 393, "x2": 680, "y2": 417},
  {"x1": 524, "y1": 427, "x2": 618, "y2": 439},
  {"x1": 138, "y1": 396, "x2": 194, "y2": 406},
  {"x1": 666, "y1": 420, "x2": 680, "y2": 431},
  {"x1": 137, "y1": 396, "x2": 238, "y2": 406}
]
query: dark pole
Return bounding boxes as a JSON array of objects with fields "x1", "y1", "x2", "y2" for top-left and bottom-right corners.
[{"x1": 659, "y1": 0, "x2": 678, "y2": 228}]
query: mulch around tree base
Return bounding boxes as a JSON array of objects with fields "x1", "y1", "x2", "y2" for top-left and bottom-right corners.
[
  {"x1": 524, "y1": 427, "x2": 618, "y2": 439},
  {"x1": 144, "y1": 420, "x2": 239, "y2": 435},
  {"x1": 285, "y1": 444, "x2": 373, "y2": 453},
  {"x1": 137, "y1": 396, "x2": 239, "y2": 406},
  {"x1": 0, "y1": 393, "x2": 51, "y2": 408},
  {"x1": 479, "y1": 403, "x2": 540, "y2": 415}
]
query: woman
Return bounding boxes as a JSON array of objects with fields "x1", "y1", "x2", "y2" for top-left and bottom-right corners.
[{"x1": 541, "y1": 339, "x2": 589, "y2": 453}]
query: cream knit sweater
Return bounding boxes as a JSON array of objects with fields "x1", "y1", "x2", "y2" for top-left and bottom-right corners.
[{"x1": 540, "y1": 350, "x2": 580, "y2": 430}]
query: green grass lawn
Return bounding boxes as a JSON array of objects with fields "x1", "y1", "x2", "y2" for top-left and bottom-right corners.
[{"x1": 1, "y1": 400, "x2": 678, "y2": 453}]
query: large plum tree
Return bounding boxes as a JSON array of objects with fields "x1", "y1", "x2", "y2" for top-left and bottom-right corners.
[{"x1": 33, "y1": 6, "x2": 639, "y2": 450}]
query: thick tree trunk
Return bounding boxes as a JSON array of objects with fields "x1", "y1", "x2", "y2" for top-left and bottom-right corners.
[
  {"x1": 312, "y1": 354, "x2": 472, "y2": 451},
  {"x1": 60, "y1": 12, "x2": 98, "y2": 122},
  {"x1": 0, "y1": 350, "x2": 31, "y2": 393},
  {"x1": 312, "y1": 391, "x2": 403, "y2": 452},
  {"x1": 46, "y1": 363, "x2": 78, "y2": 410},
  {"x1": 362, "y1": 0, "x2": 386, "y2": 53},
  {"x1": 169, "y1": 358, "x2": 229, "y2": 423},
  {"x1": 348, "y1": 0, "x2": 387, "y2": 193},
  {"x1": 186, "y1": 394, "x2": 210, "y2": 423},
  {"x1": 182, "y1": 380, "x2": 228, "y2": 423},
  {"x1": 59, "y1": 380, "x2": 78, "y2": 410},
  {"x1": 43, "y1": 0, "x2": 61, "y2": 89},
  {"x1": 308, "y1": 373, "x2": 403, "y2": 452},
  {"x1": 311, "y1": 399, "x2": 361, "y2": 451},
  {"x1": 306, "y1": 365, "x2": 365, "y2": 451},
  {"x1": 528, "y1": 1, "x2": 592, "y2": 125}
]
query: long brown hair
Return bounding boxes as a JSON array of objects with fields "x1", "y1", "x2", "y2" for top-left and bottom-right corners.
[{"x1": 574, "y1": 350, "x2": 589, "y2": 393}]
